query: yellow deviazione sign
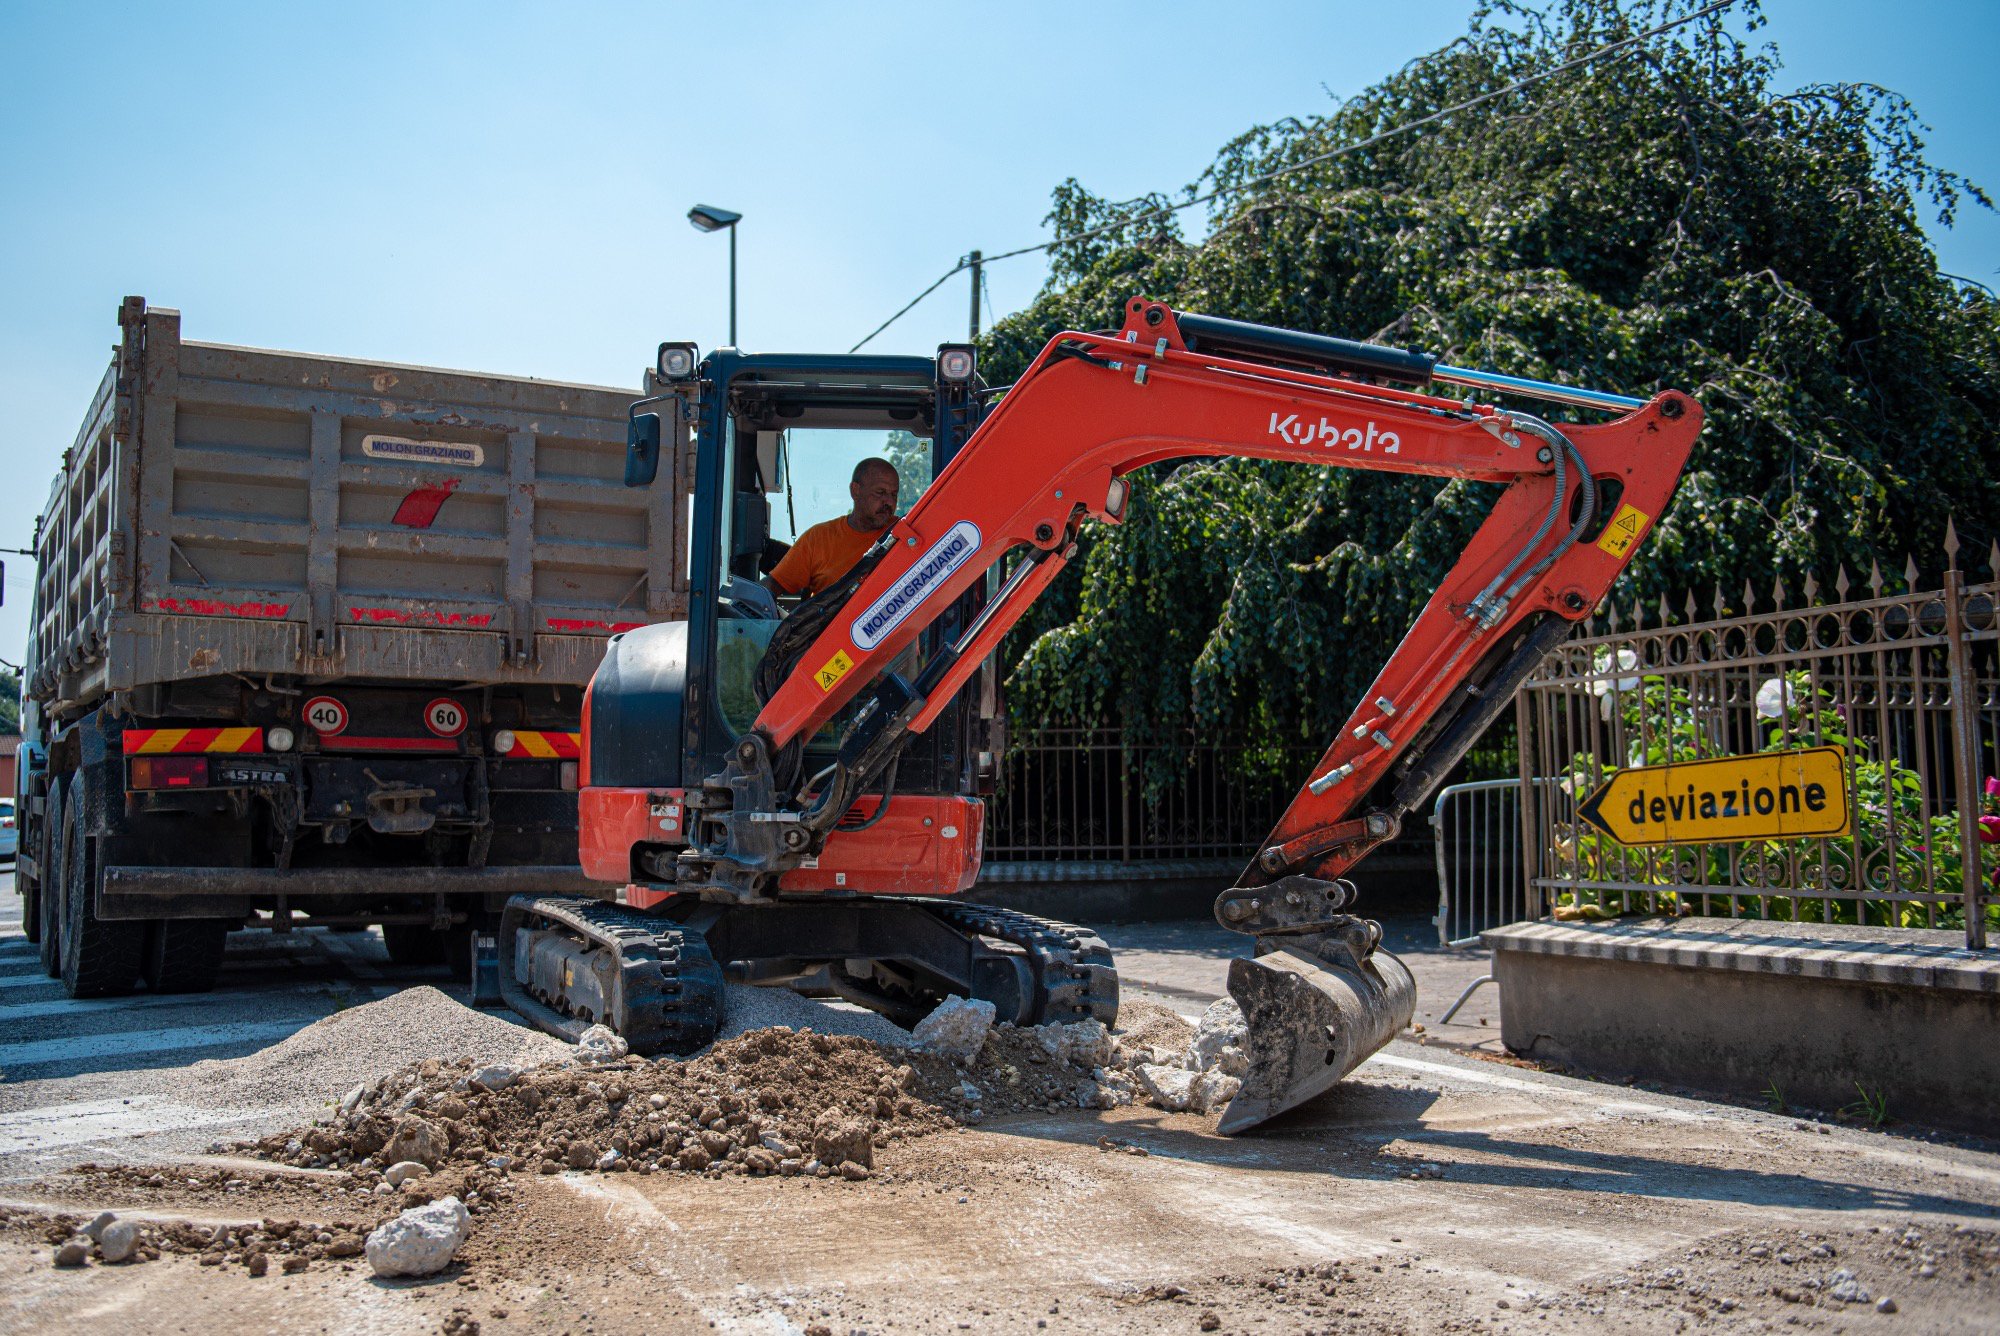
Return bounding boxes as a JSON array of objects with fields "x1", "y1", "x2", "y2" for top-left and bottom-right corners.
[{"x1": 1575, "y1": 746, "x2": 1851, "y2": 846}]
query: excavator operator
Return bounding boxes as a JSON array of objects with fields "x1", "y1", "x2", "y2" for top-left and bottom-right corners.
[{"x1": 766, "y1": 457, "x2": 899, "y2": 597}]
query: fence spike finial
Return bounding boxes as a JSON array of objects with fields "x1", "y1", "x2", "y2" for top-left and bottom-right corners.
[
  {"x1": 1868, "y1": 558, "x2": 1885, "y2": 596},
  {"x1": 1657, "y1": 592, "x2": 1672, "y2": 626},
  {"x1": 1903, "y1": 552, "x2": 1920, "y2": 592},
  {"x1": 1943, "y1": 516, "x2": 1960, "y2": 570},
  {"x1": 1833, "y1": 563, "x2": 1851, "y2": 599},
  {"x1": 1743, "y1": 577, "x2": 1757, "y2": 615},
  {"x1": 1684, "y1": 589, "x2": 1698, "y2": 621},
  {"x1": 1771, "y1": 573, "x2": 1786, "y2": 610},
  {"x1": 1803, "y1": 570, "x2": 1820, "y2": 604},
  {"x1": 1989, "y1": 538, "x2": 2000, "y2": 580},
  {"x1": 1712, "y1": 578, "x2": 1727, "y2": 619}
]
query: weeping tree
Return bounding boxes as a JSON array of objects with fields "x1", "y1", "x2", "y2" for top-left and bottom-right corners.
[{"x1": 982, "y1": 0, "x2": 1997, "y2": 775}]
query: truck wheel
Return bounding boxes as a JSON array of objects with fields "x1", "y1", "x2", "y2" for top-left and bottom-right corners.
[
  {"x1": 381, "y1": 922, "x2": 446, "y2": 967},
  {"x1": 36, "y1": 781, "x2": 66, "y2": 977},
  {"x1": 142, "y1": 920, "x2": 228, "y2": 994},
  {"x1": 57, "y1": 785, "x2": 143, "y2": 998}
]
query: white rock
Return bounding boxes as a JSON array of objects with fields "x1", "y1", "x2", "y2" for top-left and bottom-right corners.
[
  {"x1": 365, "y1": 1196, "x2": 470, "y2": 1278},
  {"x1": 1036, "y1": 1018, "x2": 1114, "y2": 1068},
  {"x1": 82, "y1": 1211, "x2": 117, "y2": 1241},
  {"x1": 1187, "y1": 1068, "x2": 1244, "y2": 1115},
  {"x1": 957, "y1": 1080, "x2": 983, "y2": 1104},
  {"x1": 1187, "y1": 999, "x2": 1250, "y2": 1075},
  {"x1": 340, "y1": 1084, "x2": 367, "y2": 1115},
  {"x1": 1827, "y1": 1270, "x2": 1871, "y2": 1304},
  {"x1": 912, "y1": 996, "x2": 996, "y2": 1065},
  {"x1": 575, "y1": 1025, "x2": 629, "y2": 1064},
  {"x1": 98, "y1": 1220, "x2": 143, "y2": 1264},
  {"x1": 1135, "y1": 1063, "x2": 1198, "y2": 1112},
  {"x1": 383, "y1": 1160, "x2": 429, "y2": 1187},
  {"x1": 471, "y1": 1063, "x2": 519, "y2": 1091}
]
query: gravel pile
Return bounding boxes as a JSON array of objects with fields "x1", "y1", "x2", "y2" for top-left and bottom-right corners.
[
  {"x1": 180, "y1": 986, "x2": 569, "y2": 1114},
  {"x1": 709, "y1": 982, "x2": 914, "y2": 1049}
]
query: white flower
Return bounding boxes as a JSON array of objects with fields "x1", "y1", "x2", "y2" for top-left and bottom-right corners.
[
  {"x1": 1754, "y1": 677, "x2": 1796, "y2": 719},
  {"x1": 1592, "y1": 648, "x2": 1640, "y2": 719}
]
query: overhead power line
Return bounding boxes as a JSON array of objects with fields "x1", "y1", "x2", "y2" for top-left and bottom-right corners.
[{"x1": 851, "y1": 0, "x2": 1738, "y2": 351}]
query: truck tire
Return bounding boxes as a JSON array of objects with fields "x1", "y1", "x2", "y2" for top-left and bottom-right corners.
[
  {"x1": 36, "y1": 781, "x2": 66, "y2": 977},
  {"x1": 58, "y1": 784, "x2": 143, "y2": 998},
  {"x1": 142, "y1": 920, "x2": 228, "y2": 994}
]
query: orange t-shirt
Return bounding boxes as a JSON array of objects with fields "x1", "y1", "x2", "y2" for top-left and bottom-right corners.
[{"x1": 768, "y1": 517, "x2": 887, "y2": 596}]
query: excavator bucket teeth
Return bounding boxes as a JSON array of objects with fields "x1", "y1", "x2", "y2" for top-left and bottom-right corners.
[{"x1": 1216, "y1": 943, "x2": 1416, "y2": 1135}]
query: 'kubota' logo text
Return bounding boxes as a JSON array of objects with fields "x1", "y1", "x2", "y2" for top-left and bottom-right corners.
[
  {"x1": 851, "y1": 520, "x2": 982, "y2": 651},
  {"x1": 1268, "y1": 412, "x2": 1400, "y2": 454}
]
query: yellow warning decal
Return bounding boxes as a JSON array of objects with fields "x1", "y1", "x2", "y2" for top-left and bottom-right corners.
[
  {"x1": 1595, "y1": 502, "x2": 1652, "y2": 559},
  {"x1": 813, "y1": 649, "x2": 856, "y2": 693}
]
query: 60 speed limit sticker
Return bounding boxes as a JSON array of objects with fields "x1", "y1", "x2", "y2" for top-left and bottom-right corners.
[
  {"x1": 303, "y1": 696, "x2": 348, "y2": 736},
  {"x1": 424, "y1": 697, "x2": 468, "y2": 738}
]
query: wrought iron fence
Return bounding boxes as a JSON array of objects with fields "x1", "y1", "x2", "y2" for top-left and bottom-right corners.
[
  {"x1": 983, "y1": 728, "x2": 1316, "y2": 863},
  {"x1": 1516, "y1": 531, "x2": 1999, "y2": 948}
]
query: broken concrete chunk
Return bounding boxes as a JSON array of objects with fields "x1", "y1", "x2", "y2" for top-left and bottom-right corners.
[
  {"x1": 912, "y1": 996, "x2": 996, "y2": 1065},
  {"x1": 1187, "y1": 1069, "x2": 1243, "y2": 1115},
  {"x1": 1186, "y1": 999, "x2": 1250, "y2": 1075},
  {"x1": 365, "y1": 1195, "x2": 470, "y2": 1278},
  {"x1": 1035, "y1": 1017, "x2": 1114, "y2": 1068},
  {"x1": 383, "y1": 1160, "x2": 429, "y2": 1187},
  {"x1": 1135, "y1": 1063, "x2": 1197, "y2": 1112},
  {"x1": 471, "y1": 1063, "x2": 519, "y2": 1091},
  {"x1": 575, "y1": 1024, "x2": 629, "y2": 1064},
  {"x1": 98, "y1": 1220, "x2": 143, "y2": 1264}
]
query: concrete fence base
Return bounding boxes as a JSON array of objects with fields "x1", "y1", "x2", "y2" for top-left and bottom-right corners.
[{"x1": 1483, "y1": 917, "x2": 2000, "y2": 1137}]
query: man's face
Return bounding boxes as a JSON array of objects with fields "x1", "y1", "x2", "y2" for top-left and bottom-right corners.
[{"x1": 850, "y1": 466, "x2": 899, "y2": 530}]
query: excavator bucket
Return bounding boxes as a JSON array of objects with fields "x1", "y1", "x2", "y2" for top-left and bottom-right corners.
[{"x1": 1215, "y1": 942, "x2": 1416, "y2": 1135}]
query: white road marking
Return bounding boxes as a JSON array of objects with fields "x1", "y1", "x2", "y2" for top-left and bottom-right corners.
[
  {"x1": 0, "y1": 1020, "x2": 307, "y2": 1068},
  {"x1": 0, "y1": 987, "x2": 362, "y2": 1023},
  {"x1": 0, "y1": 971, "x2": 52, "y2": 989},
  {"x1": 0, "y1": 940, "x2": 35, "y2": 957},
  {"x1": 0, "y1": 1097, "x2": 268, "y2": 1154}
]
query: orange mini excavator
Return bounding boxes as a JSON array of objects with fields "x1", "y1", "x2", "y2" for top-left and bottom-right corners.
[{"x1": 500, "y1": 298, "x2": 1699, "y2": 1132}]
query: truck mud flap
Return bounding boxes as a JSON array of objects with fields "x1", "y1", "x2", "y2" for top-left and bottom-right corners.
[{"x1": 1217, "y1": 943, "x2": 1416, "y2": 1135}]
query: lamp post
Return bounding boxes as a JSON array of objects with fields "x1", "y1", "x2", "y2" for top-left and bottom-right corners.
[{"x1": 687, "y1": 204, "x2": 743, "y2": 346}]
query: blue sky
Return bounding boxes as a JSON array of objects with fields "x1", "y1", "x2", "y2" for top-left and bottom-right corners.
[{"x1": 1, "y1": 0, "x2": 1995, "y2": 659}]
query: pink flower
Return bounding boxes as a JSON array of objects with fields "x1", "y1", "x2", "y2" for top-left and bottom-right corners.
[
  {"x1": 1981, "y1": 815, "x2": 2000, "y2": 845},
  {"x1": 1987, "y1": 775, "x2": 2000, "y2": 798}
]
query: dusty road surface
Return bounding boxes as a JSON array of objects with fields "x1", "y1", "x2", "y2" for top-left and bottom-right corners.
[{"x1": 3, "y1": 880, "x2": 1997, "y2": 1335}]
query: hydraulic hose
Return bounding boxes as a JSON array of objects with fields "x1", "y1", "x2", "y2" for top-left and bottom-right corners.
[{"x1": 1497, "y1": 414, "x2": 1597, "y2": 604}]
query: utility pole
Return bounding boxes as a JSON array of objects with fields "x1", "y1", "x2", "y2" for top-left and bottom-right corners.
[{"x1": 966, "y1": 250, "x2": 983, "y2": 341}]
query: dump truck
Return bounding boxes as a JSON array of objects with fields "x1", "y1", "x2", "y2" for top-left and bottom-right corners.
[{"x1": 18, "y1": 297, "x2": 676, "y2": 996}]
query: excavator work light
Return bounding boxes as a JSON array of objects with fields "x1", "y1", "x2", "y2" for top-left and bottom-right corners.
[
  {"x1": 657, "y1": 343, "x2": 699, "y2": 381},
  {"x1": 936, "y1": 345, "x2": 976, "y2": 383}
]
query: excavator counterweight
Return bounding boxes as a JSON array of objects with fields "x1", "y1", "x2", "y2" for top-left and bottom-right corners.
[{"x1": 504, "y1": 298, "x2": 1700, "y2": 1132}]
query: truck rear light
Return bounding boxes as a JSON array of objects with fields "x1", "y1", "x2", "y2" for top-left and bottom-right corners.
[
  {"x1": 560, "y1": 760, "x2": 579, "y2": 791},
  {"x1": 266, "y1": 726, "x2": 296, "y2": 752},
  {"x1": 492, "y1": 729, "x2": 517, "y2": 756},
  {"x1": 130, "y1": 756, "x2": 210, "y2": 790}
]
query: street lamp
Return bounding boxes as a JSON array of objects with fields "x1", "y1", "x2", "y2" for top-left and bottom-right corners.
[{"x1": 687, "y1": 204, "x2": 743, "y2": 346}]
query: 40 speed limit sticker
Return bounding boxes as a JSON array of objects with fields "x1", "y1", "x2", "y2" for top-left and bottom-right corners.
[
  {"x1": 303, "y1": 696, "x2": 348, "y2": 736},
  {"x1": 424, "y1": 698, "x2": 469, "y2": 738},
  {"x1": 424, "y1": 697, "x2": 469, "y2": 738}
]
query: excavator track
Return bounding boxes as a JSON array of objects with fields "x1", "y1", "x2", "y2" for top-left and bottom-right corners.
[
  {"x1": 922, "y1": 901, "x2": 1119, "y2": 1027},
  {"x1": 500, "y1": 894, "x2": 725, "y2": 1056}
]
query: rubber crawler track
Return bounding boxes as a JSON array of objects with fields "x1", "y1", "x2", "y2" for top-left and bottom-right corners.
[
  {"x1": 502, "y1": 896, "x2": 725, "y2": 1056},
  {"x1": 921, "y1": 901, "x2": 1120, "y2": 1027}
]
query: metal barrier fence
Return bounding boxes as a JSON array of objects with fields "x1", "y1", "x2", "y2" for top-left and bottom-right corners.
[
  {"x1": 1431, "y1": 779, "x2": 1543, "y2": 947},
  {"x1": 1515, "y1": 533, "x2": 1999, "y2": 948}
]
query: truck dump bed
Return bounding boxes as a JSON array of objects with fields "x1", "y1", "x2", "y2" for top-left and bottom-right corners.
[{"x1": 31, "y1": 297, "x2": 684, "y2": 707}]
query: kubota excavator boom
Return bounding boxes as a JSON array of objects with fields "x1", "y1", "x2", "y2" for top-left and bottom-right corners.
[{"x1": 504, "y1": 298, "x2": 1700, "y2": 1134}]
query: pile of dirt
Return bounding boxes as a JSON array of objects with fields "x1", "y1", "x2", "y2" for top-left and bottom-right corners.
[
  {"x1": 241, "y1": 1001, "x2": 1210, "y2": 1184},
  {"x1": 1, "y1": 1201, "x2": 380, "y2": 1277}
]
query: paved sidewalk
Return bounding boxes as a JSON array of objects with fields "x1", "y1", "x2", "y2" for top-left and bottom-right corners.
[{"x1": 1093, "y1": 913, "x2": 1505, "y2": 1055}]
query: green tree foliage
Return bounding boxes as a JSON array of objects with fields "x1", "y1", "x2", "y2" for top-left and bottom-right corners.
[
  {"x1": 982, "y1": 0, "x2": 1998, "y2": 769},
  {"x1": 0, "y1": 668, "x2": 18, "y2": 735}
]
